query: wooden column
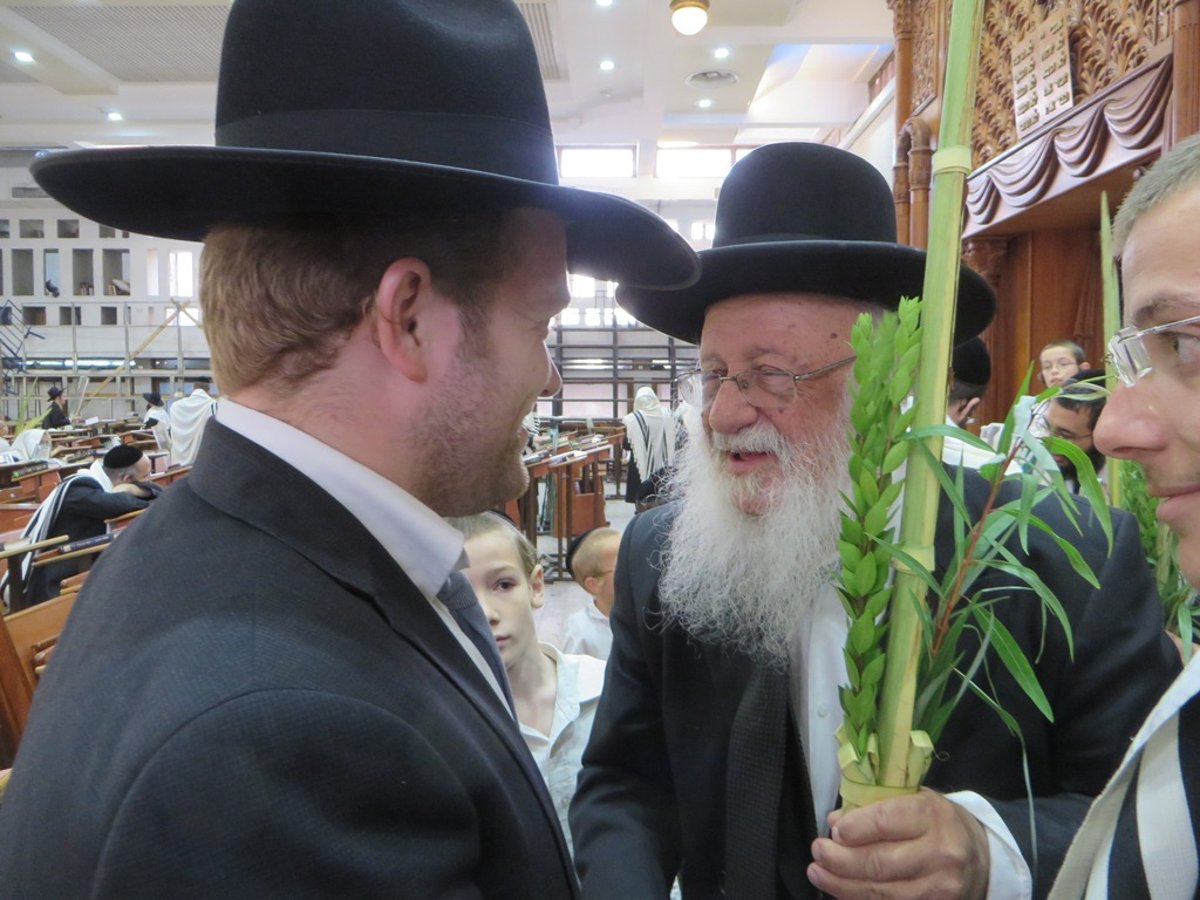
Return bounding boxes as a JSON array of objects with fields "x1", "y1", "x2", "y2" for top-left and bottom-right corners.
[
  {"x1": 900, "y1": 117, "x2": 933, "y2": 249},
  {"x1": 889, "y1": 0, "x2": 915, "y2": 129},
  {"x1": 1171, "y1": 0, "x2": 1200, "y2": 148}
]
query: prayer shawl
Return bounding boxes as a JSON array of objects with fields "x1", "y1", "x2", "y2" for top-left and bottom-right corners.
[
  {"x1": 4, "y1": 460, "x2": 113, "y2": 602},
  {"x1": 169, "y1": 390, "x2": 216, "y2": 466},
  {"x1": 145, "y1": 407, "x2": 171, "y2": 451},
  {"x1": 11, "y1": 429, "x2": 52, "y2": 462},
  {"x1": 621, "y1": 387, "x2": 675, "y2": 478}
]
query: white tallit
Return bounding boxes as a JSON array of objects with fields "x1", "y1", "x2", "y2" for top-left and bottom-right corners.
[
  {"x1": 621, "y1": 387, "x2": 675, "y2": 477},
  {"x1": 168, "y1": 389, "x2": 216, "y2": 466}
]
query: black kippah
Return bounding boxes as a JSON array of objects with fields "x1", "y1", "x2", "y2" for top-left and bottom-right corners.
[
  {"x1": 103, "y1": 444, "x2": 144, "y2": 469},
  {"x1": 565, "y1": 528, "x2": 596, "y2": 581}
]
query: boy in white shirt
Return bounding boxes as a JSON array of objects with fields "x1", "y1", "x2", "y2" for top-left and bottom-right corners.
[{"x1": 561, "y1": 527, "x2": 620, "y2": 660}]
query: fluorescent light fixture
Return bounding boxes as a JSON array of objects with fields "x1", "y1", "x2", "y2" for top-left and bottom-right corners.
[
  {"x1": 599, "y1": 59, "x2": 615, "y2": 71},
  {"x1": 670, "y1": 0, "x2": 709, "y2": 36},
  {"x1": 106, "y1": 111, "x2": 124, "y2": 122},
  {"x1": 714, "y1": 46, "x2": 730, "y2": 60},
  {"x1": 13, "y1": 51, "x2": 34, "y2": 64},
  {"x1": 596, "y1": 0, "x2": 613, "y2": 6},
  {"x1": 697, "y1": 98, "x2": 713, "y2": 109}
]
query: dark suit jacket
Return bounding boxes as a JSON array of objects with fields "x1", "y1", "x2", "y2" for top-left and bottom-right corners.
[
  {"x1": 571, "y1": 474, "x2": 1180, "y2": 899},
  {"x1": 39, "y1": 403, "x2": 69, "y2": 429},
  {"x1": 0, "y1": 421, "x2": 577, "y2": 899}
]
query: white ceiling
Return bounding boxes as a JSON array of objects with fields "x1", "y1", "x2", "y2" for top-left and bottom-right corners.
[{"x1": 0, "y1": 0, "x2": 895, "y2": 201}]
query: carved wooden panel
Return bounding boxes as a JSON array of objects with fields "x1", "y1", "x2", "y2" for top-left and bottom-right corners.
[
  {"x1": 969, "y1": 0, "x2": 1172, "y2": 166},
  {"x1": 912, "y1": 0, "x2": 937, "y2": 112}
]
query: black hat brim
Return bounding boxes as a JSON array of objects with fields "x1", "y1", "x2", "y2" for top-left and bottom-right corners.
[
  {"x1": 32, "y1": 146, "x2": 699, "y2": 290},
  {"x1": 617, "y1": 240, "x2": 995, "y2": 345}
]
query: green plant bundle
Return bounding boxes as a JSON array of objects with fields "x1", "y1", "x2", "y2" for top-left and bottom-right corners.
[
  {"x1": 835, "y1": 299, "x2": 1112, "y2": 805},
  {"x1": 1119, "y1": 461, "x2": 1198, "y2": 647}
]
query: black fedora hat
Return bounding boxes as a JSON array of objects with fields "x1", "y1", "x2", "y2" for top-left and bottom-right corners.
[
  {"x1": 618, "y1": 143, "x2": 995, "y2": 342},
  {"x1": 30, "y1": 0, "x2": 697, "y2": 290},
  {"x1": 952, "y1": 337, "x2": 992, "y2": 387}
]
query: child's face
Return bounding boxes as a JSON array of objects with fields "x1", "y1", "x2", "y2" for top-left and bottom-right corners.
[
  {"x1": 1040, "y1": 346, "x2": 1081, "y2": 387},
  {"x1": 463, "y1": 531, "x2": 544, "y2": 670}
]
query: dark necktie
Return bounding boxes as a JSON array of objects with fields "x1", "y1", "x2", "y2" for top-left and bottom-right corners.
[{"x1": 437, "y1": 570, "x2": 516, "y2": 716}]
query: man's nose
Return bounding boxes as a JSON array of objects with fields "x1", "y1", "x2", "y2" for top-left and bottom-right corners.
[{"x1": 704, "y1": 379, "x2": 757, "y2": 434}]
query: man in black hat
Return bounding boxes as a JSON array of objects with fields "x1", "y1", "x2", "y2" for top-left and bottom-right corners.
[
  {"x1": 570, "y1": 143, "x2": 1177, "y2": 899},
  {"x1": 20, "y1": 443, "x2": 158, "y2": 607},
  {"x1": 0, "y1": 1, "x2": 696, "y2": 897},
  {"x1": 142, "y1": 390, "x2": 170, "y2": 449},
  {"x1": 40, "y1": 384, "x2": 69, "y2": 429}
]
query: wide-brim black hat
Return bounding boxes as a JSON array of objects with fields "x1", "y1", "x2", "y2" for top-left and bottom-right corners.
[
  {"x1": 31, "y1": 0, "x2": 697, "y2": 291},
  {"x1": 618, "y1": 143, "x2": 995, "y2": 342}
]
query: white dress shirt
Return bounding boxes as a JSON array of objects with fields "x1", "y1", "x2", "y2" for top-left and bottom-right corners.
[
  {"x1": 215, "y1": 399, "x2": 510, "y2": 709},
  {"x1": 518, "y1": 643, "x2": 606, "y2": 852},
  {"x1": 561, "y1": 602, "x2": 613, "y2": 660}
]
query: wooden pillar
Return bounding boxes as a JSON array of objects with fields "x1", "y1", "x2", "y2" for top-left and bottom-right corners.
[
  {"x1": 894, "y1": 132, "x2": 912, "y2": 246},
  {"x1": 1171, "y1": 0, "x2": 1200, "y2": 148},
  {"x1": 889, "y1": 0, "x2": 915, "y2": 129},
  {"x1": 961, "y1": 237, "x2": 1010, "y2": 423},
  {"x1": 901, "y1": 117, "x2": 933, "y2": 249}
]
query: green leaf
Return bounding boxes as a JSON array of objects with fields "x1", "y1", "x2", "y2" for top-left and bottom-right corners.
[
  {"x1": 972, "y1": 607, "x2": 1054, "y2": 722},
  {"x1": 849, "y1": 612, "x2": 876, "y2": 655},
  {"x1": 854, "y1": 554, "x2": 877, "y2": 596},
  {"x1": 860, "y1": 652, "x2": 886, "y2": 688}
]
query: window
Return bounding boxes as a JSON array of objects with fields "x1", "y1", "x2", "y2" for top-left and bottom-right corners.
[
  {"x1": 23, "y1": 306, "x2": 46, "y2": 326},
  {"x1": 169, "y1": 251, "x2": 195, "y2": 298},
  {"x1": 559, "y1": 146, "x2": 636, "y2": 179},
  {"x1": 59, "y1": 306, "x2": 81, "y2": 326},
  {"x1": 18, "y1": 219, "x2": 44, "y2": 239},
  {"x1": 56, "y1": 219, "x2": 79, "y2": 239},
  {"x1": 100, "y1": 306, "x2": 118, "y2": 325},
  {"x1": 656, "y1": 148, "x2": 735, "y2": 179},
  {"x1": 689, "y1": 221, "x2": 716, "y2": 241}
]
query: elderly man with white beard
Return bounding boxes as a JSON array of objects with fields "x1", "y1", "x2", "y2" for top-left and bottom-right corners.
[{"x1": 569, "y1": 143, "x2": 1179, "y2": 900}]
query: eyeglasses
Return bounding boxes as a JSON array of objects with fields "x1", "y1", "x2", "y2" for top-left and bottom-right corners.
[
  {"x1": 1105, "y1": 312, "x2": 1200, "y2": 387},
  {"x1": 675, "y1": 356, "x2": 855, "y2": 409},
  {"x1": 1034, "y1": 412, "x2": 1092, "y2": 443}
]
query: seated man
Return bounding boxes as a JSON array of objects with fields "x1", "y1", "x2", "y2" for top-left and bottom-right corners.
[
  {"x1": 572, "y1": 142, "x2": 1179, "y2": 899},
  {"x1": 21, "y1": 444, "x2": 160, "y2": 607},
  {"x1": 1041, "y1": 369, "x2": 1108, "y2": 496},
  {"x1": 562, "y1": 527, "x2": 620, "y2": 660}
]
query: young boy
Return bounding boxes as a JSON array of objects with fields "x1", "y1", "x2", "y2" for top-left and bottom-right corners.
[
  {"x1": 1038, "y1": 339, "x2": 1091, "y2": 388},
  {"x1": 562, "y1": 527, "x2": 621, "y2": 660},
  {"x1": 450, "y1": 512, "x2": 606, "y2": 853}
]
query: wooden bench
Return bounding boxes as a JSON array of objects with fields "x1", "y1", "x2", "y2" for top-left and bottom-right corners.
[{"x1": 0, "y1": 593, "x2": 76, "y2": 766}]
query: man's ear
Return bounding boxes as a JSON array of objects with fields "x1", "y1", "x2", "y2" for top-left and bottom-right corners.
[{"x1": 373, "y1": 257, "x2": 443, "y2": 383}]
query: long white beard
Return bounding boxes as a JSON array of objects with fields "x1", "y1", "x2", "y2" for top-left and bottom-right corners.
[{"x1": 658, "y1": 416, "x2": 850, "y2": 667}]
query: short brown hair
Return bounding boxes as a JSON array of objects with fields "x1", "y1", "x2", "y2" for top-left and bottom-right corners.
[{"x1": 201, "y1": 210, "x2": 516, "y2": 393}]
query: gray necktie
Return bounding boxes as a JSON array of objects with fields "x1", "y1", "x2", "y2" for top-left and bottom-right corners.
[{"x1": 437, "y1": 570, "x2": 516, "y2": 715}]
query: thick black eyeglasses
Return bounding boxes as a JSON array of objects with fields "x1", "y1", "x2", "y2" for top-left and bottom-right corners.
[{"x1": 675, "y1": 356, "x2": 855, "y2": 409}]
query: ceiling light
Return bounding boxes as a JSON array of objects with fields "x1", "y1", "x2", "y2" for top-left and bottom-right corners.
[
  {"x1": 697, "y1": 98, "x2": 713, "y2": 109},
  {"x1": 670, "y1": 0, "x2": 709, "y2": 36},
  {"x1": 714, "y1": 47, "x2": 730, "y2": 60},
  {"x1": 106, "y1": 111, "x2": 124, "y2": 122},
  {"x1": 596, "y1": 0, "x2": 613, "y2": 5},
  {"x1": 599, "y1": 59, "x2": 615, "y2": 72},
  {"x1": 13, "y1": 51, "x2": 34, "y2": 64}
]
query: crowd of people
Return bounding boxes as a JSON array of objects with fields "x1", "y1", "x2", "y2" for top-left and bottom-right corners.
[{"x1": 1, "y1": 1, "x2": 1199, "y2": 898}]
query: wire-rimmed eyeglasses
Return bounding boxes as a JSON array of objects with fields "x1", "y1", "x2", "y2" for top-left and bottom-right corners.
[
  {"x1": 1105, "y1": 312, "x2": 1200, "y2": 387},
  {"x1": 675, "y1": 355, "x2": 855, "y2": 409}
]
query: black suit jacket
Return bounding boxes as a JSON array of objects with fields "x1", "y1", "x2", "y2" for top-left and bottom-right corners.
[
  {"x1": 0, "y1": 421, "x2": 577, "y2": 899},
  {"x1": 571, "y1": 474, "x2": 1180, "y2": 899}
]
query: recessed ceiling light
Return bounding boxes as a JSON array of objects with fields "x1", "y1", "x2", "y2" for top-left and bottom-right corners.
[
  {"x1": 599, "y1": 59, "x2": 615, "y2": 72},
  {"x1": 714, "y1": 47, "x2": 730, "y2": 60},
  {"x1": 596, "y1": 0, "x2": 613, "y2": 6},
  {"x1": 13, "y1": 51, "x2": 34, "y2": 64},
  {"x1": 106, "y1": 111, "x2": 124, "y2": 122},
  {"x1": 697, "y1": 98, "x2": 713, "y2": 109}
]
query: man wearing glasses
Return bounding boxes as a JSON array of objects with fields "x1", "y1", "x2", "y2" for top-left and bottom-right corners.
[
  {"x1": 1040, "y1": 369, "x2": 1109, "y2": 496},
  {"x1": 1051, "y1": 135, "x2": 1200, "y2": 897},
  {"x1": 571, "y1": 142, "x2": 1178, "y2": 900}
]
